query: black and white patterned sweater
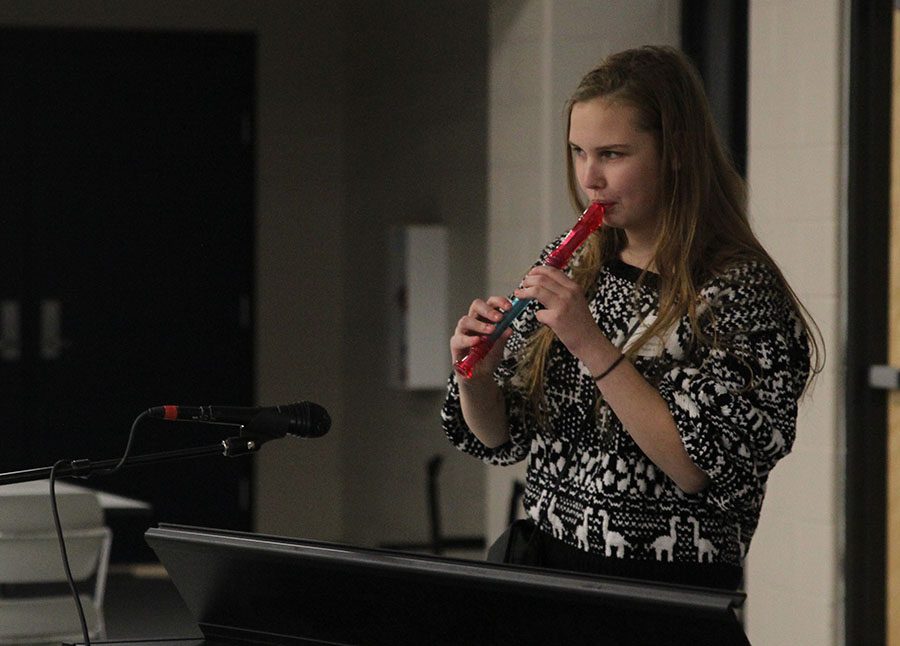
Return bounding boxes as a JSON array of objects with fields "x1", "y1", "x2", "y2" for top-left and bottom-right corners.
[{"x1": 441, "y1": 253, "x2": 809, "y2": 568}]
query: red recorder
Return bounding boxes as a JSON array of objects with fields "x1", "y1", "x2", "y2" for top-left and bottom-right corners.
[{"x1": 454, "y1": 202, "x2": 606, "y2": 379}]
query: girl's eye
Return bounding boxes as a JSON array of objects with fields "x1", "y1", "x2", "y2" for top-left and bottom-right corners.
[{"x1": 602, "y1": 150, "x2": 621, "y2": 159}]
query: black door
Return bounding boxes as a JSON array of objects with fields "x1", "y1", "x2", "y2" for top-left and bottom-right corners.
[
  {"x1": 0, "y1": 34, "x2": 30, "y2": 471},
  {"x1": 0, "y1": 28, "x2": 256, "y2": 559}
]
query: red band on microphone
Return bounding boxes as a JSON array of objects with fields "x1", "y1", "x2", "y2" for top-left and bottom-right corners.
[{"x1": 163, "y1": 405, "x2": 179, "y2": 420}]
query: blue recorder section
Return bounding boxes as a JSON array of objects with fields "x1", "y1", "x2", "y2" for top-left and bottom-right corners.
[{"x1": 486, "y1": 297, "x2": 533, "y2": 342}]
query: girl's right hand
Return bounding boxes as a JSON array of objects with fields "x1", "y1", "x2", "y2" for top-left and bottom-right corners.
[{"x1": 450, "y1": 296, "x2": 514, "y2": 380}]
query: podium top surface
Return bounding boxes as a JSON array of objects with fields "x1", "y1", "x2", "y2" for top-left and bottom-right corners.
[{"x1": 146, "y1": 524, "x2": 748, "y2": 646}]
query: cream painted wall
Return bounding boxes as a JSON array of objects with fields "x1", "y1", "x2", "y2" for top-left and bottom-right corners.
[
  {"x1": 746, "y1": 1, "x2": 845, "y2": 644},
  {"x1": 338, "y1": 1, "x2": 489, "y2": 549}
]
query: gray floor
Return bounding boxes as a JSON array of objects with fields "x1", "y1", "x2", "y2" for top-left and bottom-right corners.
[{"x1": 103, "y1": 565, "x2": 201, "y2": 640}]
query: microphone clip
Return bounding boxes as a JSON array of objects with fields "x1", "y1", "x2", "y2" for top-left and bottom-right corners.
[{"x1": 221, "y1": 431, "x2": 272, "y2": 457}]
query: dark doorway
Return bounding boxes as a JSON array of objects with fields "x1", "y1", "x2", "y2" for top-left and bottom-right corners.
[
  {"x1": 0, "y1": 28, "x2": 256, "y2": 560},
  {"x1": 681, "y1": 0, "x2": 748, "y2": 177}
]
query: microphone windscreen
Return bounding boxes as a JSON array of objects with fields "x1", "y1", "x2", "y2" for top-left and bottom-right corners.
[
  {"x1": 246, "y1": 402, "x2": 331, "y2": 439},
  {"x1": 287, "y1": 401, "x2": 331, "y2": 438}
]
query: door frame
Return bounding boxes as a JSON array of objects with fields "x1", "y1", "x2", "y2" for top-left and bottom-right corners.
[{"x1": 845, "y1": 0, "x2": 892, "y2": 644}]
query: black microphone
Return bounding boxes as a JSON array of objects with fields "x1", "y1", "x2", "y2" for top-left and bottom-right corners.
[{"x1": 146, "y1": 402, "x2": 331, "y2": 439}]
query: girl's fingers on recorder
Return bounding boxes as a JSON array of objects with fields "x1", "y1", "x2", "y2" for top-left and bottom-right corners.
[
  {"x1": 469, "y1": 296, "x2": 513, "y2": 322},
  {"x1": 452, "y1": 299, "x2": 496, "y2": 360},
  {"x1": 450, "y1": 297, "x2": 513, "y2": 363}
]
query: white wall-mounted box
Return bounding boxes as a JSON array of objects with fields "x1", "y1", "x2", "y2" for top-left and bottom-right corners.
[{"x1": 387, "y1": 225, "x2": 449, "y2": 389}]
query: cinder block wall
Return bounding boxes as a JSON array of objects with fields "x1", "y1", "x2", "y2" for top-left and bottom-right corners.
[{"x1": 745, "y1": 1, "x2": 844, "y2": 644}]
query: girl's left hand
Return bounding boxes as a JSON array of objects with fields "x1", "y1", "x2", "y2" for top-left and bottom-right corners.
[{"x1": 514, "y1": 266, "x2": 602, "y2": 359}]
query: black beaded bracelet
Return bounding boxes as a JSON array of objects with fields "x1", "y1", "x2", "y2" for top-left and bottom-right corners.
[{"x1": 592, "y1": 353, "x2": 625, "y2": 383}]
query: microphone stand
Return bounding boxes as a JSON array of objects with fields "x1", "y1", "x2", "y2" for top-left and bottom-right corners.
[
  {"x1": 0, "y1": 431, "x2": 264, "y2": 485},
  {"x1": 0, "y1": 418, "x2": 278, "y2": 646}
]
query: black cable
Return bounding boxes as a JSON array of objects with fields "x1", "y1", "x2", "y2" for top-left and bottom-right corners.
[
  {"x1": 89, "y1": 410, "x2": 145, "y2": 478},
  {"x1": 50, "y1": 459, "x2": 91, "y2": 646},
  {"x1": 48, "y1": 410, "x2": 146, "y2": 645}
]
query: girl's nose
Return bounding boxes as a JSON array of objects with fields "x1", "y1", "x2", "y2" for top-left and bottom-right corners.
[{"x1": 581, "y1": 157, "x2": 606, "y2": 191}]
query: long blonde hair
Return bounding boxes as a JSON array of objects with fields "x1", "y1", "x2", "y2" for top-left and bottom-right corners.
[{"x1": 516, "y1": 45, "x2": 822, "y2": 409}]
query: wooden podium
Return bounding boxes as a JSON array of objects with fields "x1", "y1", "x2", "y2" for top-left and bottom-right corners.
[{"x1": 144, "y1": 524, "x2": 749, "y2": 645}]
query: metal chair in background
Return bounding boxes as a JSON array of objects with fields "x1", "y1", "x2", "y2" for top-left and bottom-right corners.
[{"x1": 383, "y1": 454, "x2": 525, "y2": 556}]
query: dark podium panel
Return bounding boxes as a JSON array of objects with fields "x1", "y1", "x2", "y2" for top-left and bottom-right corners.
[{"x1": 145, "y1": 525, "x2": 749, "y2": 646}]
